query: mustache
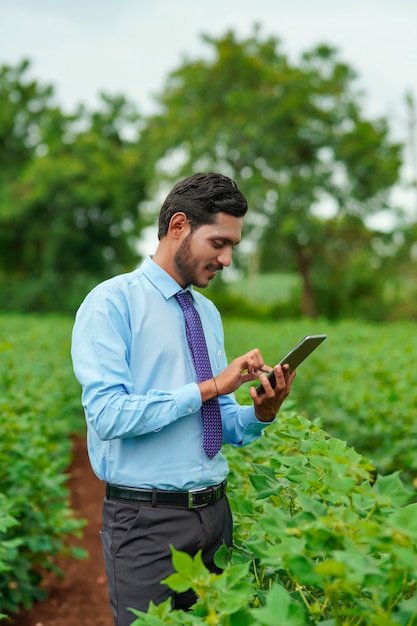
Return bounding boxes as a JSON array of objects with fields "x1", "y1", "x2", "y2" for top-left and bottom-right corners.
[{"x1": 208, "y1": 264, "x2": 223, "y2": 271}]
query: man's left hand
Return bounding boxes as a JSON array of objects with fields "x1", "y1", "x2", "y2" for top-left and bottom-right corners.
[{"x1": 249, "y1": 364, "x2": 296, "y2": 422}]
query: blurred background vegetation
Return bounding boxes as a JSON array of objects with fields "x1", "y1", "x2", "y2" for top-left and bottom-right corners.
[{"x1": 1, "y1": 27, "x2": 416, "y2": 320}]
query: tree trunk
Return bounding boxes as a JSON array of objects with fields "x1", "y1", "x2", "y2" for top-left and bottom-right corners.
[{"x1": 295, "y1": 245, "x2": 317, "y2": 317}]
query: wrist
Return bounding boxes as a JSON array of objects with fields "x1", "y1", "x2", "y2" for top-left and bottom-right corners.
[
  {"x1": 198, "y1": 377, "x2": 220, "y2": 403},
  {"x1": 256, "y1": 410, "x2": 277, "y2": 423}
]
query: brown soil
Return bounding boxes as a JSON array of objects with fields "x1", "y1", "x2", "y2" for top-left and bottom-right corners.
[{"x1": 9, "y1": 436, "x2": 114, "y2": 626}]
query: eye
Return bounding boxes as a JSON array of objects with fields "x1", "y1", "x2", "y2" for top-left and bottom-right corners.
[{"x1": 211, "y1": 239, "x2": 240, "y2": 250}]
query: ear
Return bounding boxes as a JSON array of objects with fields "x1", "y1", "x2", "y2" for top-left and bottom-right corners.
[{"x1": 169, "y1": 212, "x2": 189, "y2": 239}]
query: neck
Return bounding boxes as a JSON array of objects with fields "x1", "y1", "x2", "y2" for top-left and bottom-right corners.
[{"x1": 152, "y1": 242, "x2": 186, "y2": 288}]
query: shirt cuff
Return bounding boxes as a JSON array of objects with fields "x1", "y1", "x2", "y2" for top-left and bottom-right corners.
[
  {"x1": 240, "y1": 406, "x2": 276, "y2": 444},
  {"x1": 171, "y1": 382, "x2": 202, "y2": 417}
]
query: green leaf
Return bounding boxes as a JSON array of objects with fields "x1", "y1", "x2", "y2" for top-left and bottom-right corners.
[
  {"x1": 0, "y1": 513, "x2": 19, "y2": 533},
  {"x1": 249, "y1": 469, "x2": 283, "y2": 499},
  {"x1": 372, "y1": 472, "x2": 414, "y2": 507},
  {"x1": 162, "y1": 572, "x2": 190, "y2": 593},
  {"x1": 128, "y1": 597, "x2": 175, "y2": 624},
  {"x1": 315, "y1": 559, "x2": 346, "y2": 577},
  {"x1": 223, "y1": 561, "x2": 250, "y2": 587},
  {"x1": 389, "y1": 503, "x2": 417, "y2": 541},
  {"x1": 251, "y1": 584, "x2": 306, "y2": 626},
  {"x1": 213, "y1": 541, "x2": 232, "y2": 569},
  {"x1": 284, "y1": 555, "x2": 323, "y2": 586},
  {"x1": 170, "y1": 546, "x2": 194, "y2": 576},
  {"x1": 297, "y1": 493, "x2": 327, "y2": 517},
  {"x1": 70, "y1": 547, "x2": 88, "y2": 560}
]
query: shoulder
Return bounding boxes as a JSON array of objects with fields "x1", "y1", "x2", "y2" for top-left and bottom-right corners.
[
  {"x1": 77, "y1": 268, "x2": 144, "y2": 315},
  {"x1": 193, "y1": 290, "x2": 222, "y2": 321}
]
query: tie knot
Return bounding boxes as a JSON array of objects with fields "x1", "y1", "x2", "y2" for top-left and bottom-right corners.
[{"x1": 176, "y1": 291, "x2": 193, "y2": 309}]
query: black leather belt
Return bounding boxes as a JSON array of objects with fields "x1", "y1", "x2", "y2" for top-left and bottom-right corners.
[{"x1": 105, "y1": 478, "x2": 227, "y2": 509}]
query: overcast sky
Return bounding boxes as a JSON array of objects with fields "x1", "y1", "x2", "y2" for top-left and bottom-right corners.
[
  {"x1": 1, "y1": 0, "x2": 416, "y2": 121},
  {"x1": 1, "y1": 0, "x2": 416, "y2": 222}
]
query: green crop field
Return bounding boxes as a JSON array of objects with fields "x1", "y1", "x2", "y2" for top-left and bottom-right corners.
[
  {"x1": 0, "y1": 314, "x2": 85, "y2": 618},
  {"x1": 224, "y1": 317, "x2": 417, "y2": 486},
  {"x1": 1, "y1": 313, "x2": 417, "y2": 623}
]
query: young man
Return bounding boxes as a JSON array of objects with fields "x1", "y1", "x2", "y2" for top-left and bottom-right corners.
[{"x1": 71, "y1": 172, "x2": 295, "y2": 626}]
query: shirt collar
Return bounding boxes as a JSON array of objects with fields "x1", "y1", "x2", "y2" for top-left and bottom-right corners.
[{"x1": 140, "y1": 255, "x2": 193, "y2": 300}]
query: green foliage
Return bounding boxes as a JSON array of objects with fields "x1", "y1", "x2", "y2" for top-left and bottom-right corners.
[
  {"x1": 141, "y1": 27, "x2": 402, "y2": 317},
  {"x1": 0, "y1": 61, "x2": 149, "y2": 313},
  {"x1": 1, "y1": 46, "x2": 414, "y2": 319},
  {"x1": 129, "y1": 414, "x2": 417, "y2": 625},
  {"x1": 381, "y1": 221, "x2": 417, "y2": 320},
  {"x1": 0, "y1": 315, "x2": 86, "y2": 616},
  {"x1": 198, "y1": 272, "x2": 303, "y2": 321},
  {"x1": 128, "y1": 316, "x2": 417, "y2": 624},
  {"x1": 310, "y1": 215, "x2": 387, "y2": 320},
  {"x1": 0, "y1": 59, "x2": 54, "y2": 182},
  {"x1": 1, "y1": 314, "x2": 416, "y2": 622},
  {"x1": 228, "y1": 418, "x2": 417, "y2": 625},
  {"x1": 0, "y1": 273, "x2": 104, "y2": 315},
  {"x1": 225, "y1": 317, "x2": 417, "y2": 488}
]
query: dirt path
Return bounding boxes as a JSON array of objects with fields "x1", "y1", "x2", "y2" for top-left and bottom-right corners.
[{"x1": 9, "y1": 436, "x2": 114, "y2": 626}]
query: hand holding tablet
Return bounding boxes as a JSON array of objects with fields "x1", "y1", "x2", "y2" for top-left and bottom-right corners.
[{"x1": 256, "y1": 334, "x2": 327, "y2": 395}]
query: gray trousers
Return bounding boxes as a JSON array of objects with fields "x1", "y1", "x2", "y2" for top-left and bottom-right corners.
[{"x1": 100, "y1": 494, "x2": 233, "y2": 626}]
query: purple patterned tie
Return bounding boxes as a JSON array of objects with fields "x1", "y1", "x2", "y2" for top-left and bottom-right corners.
[{"x1": 175, "y1": 291, "x2": 222, "y2": 458}]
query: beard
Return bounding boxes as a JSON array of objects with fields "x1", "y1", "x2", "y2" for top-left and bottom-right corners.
[
  {"x1": 174, "y1": 233, "x2": 222, "y2": 288},
  {"x1": 174, "y1": 233, "x2": 203, "y2": 287}
]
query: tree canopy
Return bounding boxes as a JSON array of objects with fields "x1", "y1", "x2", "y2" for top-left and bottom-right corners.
[
  {"x1": 1, "y1": 30, "x2": 413, "y2": 317},
  {"x1": 0, "y1": 60, "x2": 147, "y2": 310},
  {"x1": 141, "y1": 28, "x2": 403, "y2": 315}
]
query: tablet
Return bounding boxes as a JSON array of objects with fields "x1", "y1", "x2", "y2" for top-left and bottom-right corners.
[{"x1": 255, "y1": 334, "x2": 327, "y2": 395}]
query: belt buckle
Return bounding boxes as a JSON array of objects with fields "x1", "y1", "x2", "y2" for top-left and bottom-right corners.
[{"x1": 188, "y1": 486, "x2": 209, "y2": 509}]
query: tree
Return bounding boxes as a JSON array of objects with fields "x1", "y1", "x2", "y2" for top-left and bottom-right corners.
[
  {"x1": 0, "y1": 61, "x2": 149, "y2": 311},
  {"x1": 141, "y1": 28, "x2": 402, "y2": 316},
  {"x1": 0, "y1": 59, "x2": 56, "y2": 180}
]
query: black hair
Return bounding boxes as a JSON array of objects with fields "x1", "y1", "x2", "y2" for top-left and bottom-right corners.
[{"x1": 157, "y1": 172, "x2": 248, "y2": 239}]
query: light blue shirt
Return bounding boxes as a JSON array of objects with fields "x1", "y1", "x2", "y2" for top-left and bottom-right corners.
[{"x1": 71, "y1": 256, "x2": 269, "y2": 490}]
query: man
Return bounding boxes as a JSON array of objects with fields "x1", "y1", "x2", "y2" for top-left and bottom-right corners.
[{"x1": 71, "y1": 172, "x2": 295, "y2": 626}]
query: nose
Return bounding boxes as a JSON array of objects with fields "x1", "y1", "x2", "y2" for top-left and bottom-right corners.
[{"x1": 217, "y1": 247, "x2": 233, "y2": 267}]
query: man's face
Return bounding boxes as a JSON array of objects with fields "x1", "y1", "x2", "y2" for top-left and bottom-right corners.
[{"x1": 174, "y1": 212, "x2": 243, "y2": 288}]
